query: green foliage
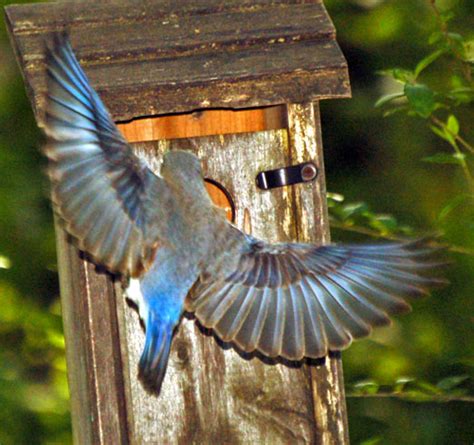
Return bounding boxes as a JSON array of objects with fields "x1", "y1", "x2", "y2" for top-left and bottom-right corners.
[
  {"x1": 404, "y1": 83, "x2": 437, "y2": 117},
  {"x1": 324, "y1": 0, "x2": 473, "y2": 443},
  {"x1": 330, "y1": 0, "x2": 474, "y2": 250},
  {"x1": 1, "y1": 1, "x2": 71, "y2": 443},
  {"x1": 370, "y1": 2, "x2": 474, "y2": 263},
  {"x1": 0, "y1": 282, "x2": 70, "y2": 444},
  {"x1": 422, "y1": 152, "x2": 465, "y2": 164},
  {"x1": 375, "y1": 0, "x2": 474, "y2": 197},
  {"x1": 414, "y1": 48, "x2": 447, "y2": 78},
  {"x1": 349, "y1": 374, "x2": 473, "y2": 403},
  {"x1": 328, "y1": 192, "x2": 413, "y2": 237}
]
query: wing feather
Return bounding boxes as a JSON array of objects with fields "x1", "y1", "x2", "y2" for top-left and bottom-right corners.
[
  {"x1": 216, "y1": 287, "x2": 257, "y2": 342},
  {"x1": 189, "y1": 233, "x2": 446, "y2": 360},
  {"x1": 44, "y1": 34, "x2": 170, "y2": 277},
  {"x1": 234, "y1": 289, "x2": 268, "y2": 351}
]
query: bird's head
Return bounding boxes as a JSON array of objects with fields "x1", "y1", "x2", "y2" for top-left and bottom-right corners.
[
  {"x1": 161, "y1": 150, "x2": 203, "y2": 181},
  {"x1": 161, "y1": 150, "x2": 211, "y2": 205}
]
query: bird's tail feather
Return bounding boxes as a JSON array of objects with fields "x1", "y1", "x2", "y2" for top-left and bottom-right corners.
[{"x1": 138, "y1": 313, "x2": 174, "y2": 393}]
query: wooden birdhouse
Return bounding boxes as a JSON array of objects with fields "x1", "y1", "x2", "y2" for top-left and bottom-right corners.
[{"x1": 6, "y1": 1, "x2": 351, "y2": 443}]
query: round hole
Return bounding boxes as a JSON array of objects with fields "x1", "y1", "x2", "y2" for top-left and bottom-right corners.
[{"x1": 204, "y1": 179, "x2": 235, "y2": 222}]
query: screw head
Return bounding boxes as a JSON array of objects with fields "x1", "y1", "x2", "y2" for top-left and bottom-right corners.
[{"x1": 301, "y1": 163, "x2": 317, "y2": 181}]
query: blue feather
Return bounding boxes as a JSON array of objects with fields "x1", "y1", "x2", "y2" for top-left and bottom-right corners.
[
  {"x1": 134, "y1": 249, "x2": 200, "y2": 392},
  {"x1": 139, "y1": 312, "x2": 174, "y2": 393}
]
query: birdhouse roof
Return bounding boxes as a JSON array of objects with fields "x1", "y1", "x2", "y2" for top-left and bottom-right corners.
[{"x1": 6, "y1": 0, "x2": 351, "y2": 122}]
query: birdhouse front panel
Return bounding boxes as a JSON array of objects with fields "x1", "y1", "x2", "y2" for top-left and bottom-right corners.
[
  {"x1": 117, "y1": 131, "x2": 320, "y2": 442},
  {"x1": 6, "y1": 1, "x2": 352, "y2": 443}
]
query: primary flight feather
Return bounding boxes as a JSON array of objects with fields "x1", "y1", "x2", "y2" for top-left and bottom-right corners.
[{"x1": 43, "y1": 35, "x2": 446, "y2": 393}]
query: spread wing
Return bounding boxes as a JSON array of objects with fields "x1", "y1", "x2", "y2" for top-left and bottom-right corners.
[
  {"x1": 43, "y1": 34, "x2": 171, "y2": 277},
  {"x1": 187, "y1": 236, "x2": 446, "y2": 360}
]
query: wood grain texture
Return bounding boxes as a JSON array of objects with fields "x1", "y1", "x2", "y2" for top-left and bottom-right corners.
[
  {"x1": 114, "y1": 131, "x2": 324, "y2": 443},
  {"x1": 287, "y1": 103, "x2": 349, "y2": 444},
  {"x1": 111, "y1": 104, "x2": 348, "y2": 442},
  {"x1": 53, "y1": 105, "x2": 349, "y2": 444},
  {"x1": 5, "y1": 0, "x2": 350, "y2": 122},
  {"x1": 118, "y1": 106, "x2": 286, "y2": 142},
  {"x1": 54, "y1": 222, "x2": 129, "y2": 445}
]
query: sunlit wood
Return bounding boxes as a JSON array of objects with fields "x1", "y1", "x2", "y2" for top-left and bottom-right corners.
[
  {"x1": 119, "y1": 107, "x2": 286, "y2": 221},
  {"x1": 118, "y1": 106, "x2": 285, "y2": 142}
]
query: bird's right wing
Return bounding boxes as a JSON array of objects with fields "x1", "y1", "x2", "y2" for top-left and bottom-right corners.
[
  {"x1": 44, "y1": 35, "x2": 172, "y2": 277},
  {"x1": 188, "y1": 235, "x2": 446, "y2": 361}
]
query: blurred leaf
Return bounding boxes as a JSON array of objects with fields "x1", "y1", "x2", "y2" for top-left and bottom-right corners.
[
  {"x1": 404, "y1": 83, "x2": 436, "y2": 117},
  {"x1": 446, "y1": 115, "x2": 460, "y2": 136},
  {"x1": 394, "y1": 376, "x2": 415, "y2": 392},
  {"x1": 457, "y1": 357, "x2": 474, "y2": 368},
  {"x1": 438, "y1": 194, "x2": 474, "y2": 221},
  {"x1": 402, "y1": 391, "x2": 439, "y2": 402},
  {"x1": 382, "y1": 105, "x2": 410, "y2": 117},
  {"x1": 340, "y1": 202, "x2": 369, "y2": 220},
  {"x1": 415, "y1": 380, "x2": 443, "y2": 395},
  {"x1": 46, "y1": 330, "x2": 65, "y2": 350},
  {"x1": 447, "y1": 33, "x2": 464, "y2": 44},
  {"x1": 429, "y1": 125, "x2": 456, "y2": 146},
  {"x1": 447, "y1": 32, "x2": 465, "y2": 54},
  {"x1": 414, "y1": 49, "x2": 446, "y2": 78},
  {"x1": 377, "y1": 68, "x2": 414, "y2": 83},
  {"x1": 440, "y1": 10, "x2": 455, "y2": 23},
  {"x1": 392, "y1": 68, "x2": 414, "y2": 83},
  {"x1": 353, "y1": 380, "x2": 380, "y2": 395},
  {"x1": 447, "y1": 87, "x2": 474, "y2": 104},
  {"x1": 463, "y1": 40, "x2": 474, "y2": 63},
  {"x1": 450, "y1": 74, "x2": 468, "y2": 89},
  {"x1": 422, "y1": 153, "x2": 466, "y2": 164},
  {"x1": 327, "y1": 192, "x2": 345, "y2": 207},
  {"x1": 369, "y1": 215, "x2": 398, "y2": 234},
  {"x1": 436, "y1": 375, "x2": 469, "y2": 391},
  {"x1": 327, "y1": 192, "x2": 345, "y2": 202},
  {"x1": 0, "y1": 254, "x2": 11, "y2": 269},
  {"x1": 374, "y1": 92, "x2": 405, "y2": 108},
  {"x1": 429, "y1": 31, "x2": 443, "y2": 45}
]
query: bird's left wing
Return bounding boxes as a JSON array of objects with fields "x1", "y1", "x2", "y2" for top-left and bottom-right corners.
[
  {"x1": 43, "y1": 35, "x2": 172, "y2": 277},
  {"x1": 187, "y1": 235, "x2": 446, "y2": 361}
]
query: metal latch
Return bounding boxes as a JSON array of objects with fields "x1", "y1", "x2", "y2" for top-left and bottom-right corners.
[{"x1": 256, "y1": 162, "x2": 318, "y2": 190}]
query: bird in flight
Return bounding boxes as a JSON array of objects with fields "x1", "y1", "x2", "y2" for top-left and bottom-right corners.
[{"x1": 43, "y1": 34, "x2": 446, "y2": 393}]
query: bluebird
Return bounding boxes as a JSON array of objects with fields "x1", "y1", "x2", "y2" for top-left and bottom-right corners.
[{"x1": 43, "y1": 35, "x2": 446, "y2": 393}]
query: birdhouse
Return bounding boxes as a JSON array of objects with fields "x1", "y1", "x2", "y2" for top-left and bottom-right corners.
[{"x1": 6, "y1": 1, "x2": 351, "y2": 443}]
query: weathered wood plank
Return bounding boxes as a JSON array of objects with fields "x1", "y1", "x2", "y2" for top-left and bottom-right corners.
[
  {"x1": 17, "y1": 42, "x2": 349, "y2": 123},
  {"x1": 287, "y1": 102, "x2": 349, "y2": 444},
  {"x1": 115, "y1": 131, "x2": 323, "y2": 443},
  {"x1": 7, "y1": 1, "x2": 324, "y2": 35},
  {"x1": 118, "y1": 106, "x2": 286, "y2": 142},
  {"x1": 8, "y1": 3, "x2": 333, "y2": 56},
  {"x1": 53, "y1": 103, "x2": 349, "y2": 444},
  {"x1": 54, "y1": 223, "x2": 129, "y2": 445},
  {"x1": 5, "y1": 0, "x2": 350, "y2": 121}
]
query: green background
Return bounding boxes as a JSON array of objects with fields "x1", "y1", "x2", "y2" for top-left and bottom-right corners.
[{"x1": 0, "y1": 0, "x2": 472, "y2": 443}]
